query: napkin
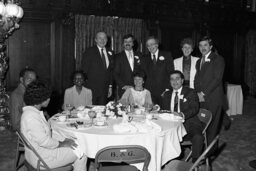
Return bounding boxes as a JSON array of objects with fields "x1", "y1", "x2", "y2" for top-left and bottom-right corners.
[
  {"x1": 113, "y1": 121, "x2": 162, "y2": 133},
  {"x1": 113, "y1": 123, "x2": 137, "y2": 133},
  {"x1": 133, "y1": 120, "x2": 161, "y2": 133},
  {"x1": 145, "y1": 120, "x2": 162, "y2": 132},
  {"x1": 158, "y1": 113, "x2": 184, "y2": 122}
]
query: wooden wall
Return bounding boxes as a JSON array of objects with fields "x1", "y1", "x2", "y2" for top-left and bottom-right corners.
[{"x1": 6, "y1": 7, "x2": 75, "y2": 93}]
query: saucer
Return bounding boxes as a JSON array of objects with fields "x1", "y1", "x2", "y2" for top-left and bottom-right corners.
[{"x1": 93, "y1": 122, "x2": 108, "y2": 127}]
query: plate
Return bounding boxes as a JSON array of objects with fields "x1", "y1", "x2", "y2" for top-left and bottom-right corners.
[{"x1": 93, "y1": 122, "x2": 108, "y2": 127}]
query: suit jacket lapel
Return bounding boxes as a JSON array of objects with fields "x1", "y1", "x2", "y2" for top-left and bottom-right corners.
[
  {"x1": 200, "y1": 52, "x2": 214, "y2": 74},
  {"x1": 180, "y1": 87, "x2": 186, "y2": 111},
  {"x1": 121, "y1": 51, "x2": 132, "y2": 72},
  {"x1": 156, "y1": 50, "x2": 162, "y2": 64}
]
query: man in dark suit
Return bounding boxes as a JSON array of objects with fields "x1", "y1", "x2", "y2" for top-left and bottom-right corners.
[
  {"x1": 142, "y1": 36, "x2": 174, "y2": 105},
  {"x1": 194, "y1": 36, "x2": 225, "y2": 155},
  {"x1": 161, "y1": 70, "x2": 204, "y2": 162},
  {"x1": 114, "y1": 34, "x2": 143, "y2": 98},
  {"x1": 81, "y1": 31, "x2": 114, "y2": 105}
]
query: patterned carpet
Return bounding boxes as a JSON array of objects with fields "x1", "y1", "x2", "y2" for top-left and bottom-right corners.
[
  {"x1": 0, "y1": 97, "x2": 256, "y2": 171},
  {"x1": 212, "y1": 96, "x2": 256, "y2": 171}
]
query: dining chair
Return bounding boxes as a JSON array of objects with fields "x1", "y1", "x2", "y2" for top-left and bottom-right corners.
[
  {"x1": 163, "y1": 134, "x2": 220, "y2": 171},
  {"x1": 95, "y1": 145, "x2": 151, "y2": 171},
  {"x1": 181, "y1": 108, "x2": 212, "y2": 168},
  {"x1": 15, "y1": 134, "x2": 25, "y2": 171},
  {"x1": 15, "y1": 131, "x2": 73, "y2": 171}
]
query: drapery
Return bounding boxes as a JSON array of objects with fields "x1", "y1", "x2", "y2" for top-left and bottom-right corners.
[
  {"x1": 245, "y1": 30, "x2": 256, "y2": 96},
  {"x1": 75, "y1": 15, "x2": 146, "y2": 69}
]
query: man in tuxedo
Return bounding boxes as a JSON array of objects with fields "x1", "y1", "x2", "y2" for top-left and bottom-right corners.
[
  {"x1": 161, "y1": 70, "x2": 204, "y2": 162},
  {"x1": 194, "y1": 36, "x2": 225, "y2": 155},
  {"x1": 143, "y1": 36, "x2": 174, "y2": 105},
  {"x1": 174, "y1": 38, "x2": 199, "y2": 89},
  {"x1": 114, "y1": 34, "x2": 143, "y2": 98},
  {"x1": 82, "y1": 31, "x2": 114, "y2": 105}
]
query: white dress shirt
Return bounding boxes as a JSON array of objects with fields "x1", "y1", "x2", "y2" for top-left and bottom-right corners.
[
  {"x1": 151, "y1": 49, "x2": 159, "y2": 61},
  {"x1": 125, "y1": 50, "x2": 134, "y2": 71}
]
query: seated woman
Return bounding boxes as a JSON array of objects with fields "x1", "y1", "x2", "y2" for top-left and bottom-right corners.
[
  {"x1": 20, "y1": 81, "x2": 87, "y2": 171},
  {"x1": 119, "y1": 70, "x2": 153, "y2": 108},
  {"x1": 64, "y1": 70, "x2": 92, "y2": 109}
]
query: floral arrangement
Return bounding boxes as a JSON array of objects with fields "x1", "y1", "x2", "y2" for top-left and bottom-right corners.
[{"x1": 105, "y1": 101, "x2": 126, "y2": 118}]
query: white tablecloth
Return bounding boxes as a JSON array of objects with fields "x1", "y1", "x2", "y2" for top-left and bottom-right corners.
[
  {"x1": 226, "y1": 84, "x2": 243, "y2": 116},
  {"x1": 50, "y1": 117, "x2": 186, "y2": 171}
]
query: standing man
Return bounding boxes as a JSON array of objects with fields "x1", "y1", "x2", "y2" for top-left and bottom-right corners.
[
  {"x1": 174, "y1": 38, "x2": 199, "y2": 89},
  {"x1": 143, "y1": 36, "x2": 174, "y2": 105},
  {"x1": 114, "y1": 34, "x2": 143, "y2": 98},
  {"x1": 9, "y1": 67, "x2": 36, "y2": 131},
  {"x1": 194, "y1": 36, "x2": 225, "y2": 154},
  {"x1": 161, "y1": 70, "x2": 203, "y2": 162},
  {"x1": 82, "y1": 31, "x2": 114, "y2": 105}
]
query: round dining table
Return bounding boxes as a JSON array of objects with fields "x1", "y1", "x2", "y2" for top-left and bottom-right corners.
[{"x1": 50, "y1": 114, "x2": 187, "y2": 171}]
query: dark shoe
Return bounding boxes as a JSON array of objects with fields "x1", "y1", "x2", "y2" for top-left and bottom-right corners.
[
  {"x1": 223, "y1": 113, "x2": 231, "y2": 130},
  {"x1": 249, "y1": 160, "x2": 256, "y2": 169}
]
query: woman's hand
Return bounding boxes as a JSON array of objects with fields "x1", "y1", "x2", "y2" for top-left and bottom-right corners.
[{"x1": 58, "y1": 138, "x2": 78, "y2": 149}]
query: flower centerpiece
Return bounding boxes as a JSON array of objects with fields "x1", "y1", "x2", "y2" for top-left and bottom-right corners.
[{"x1": 105, "y1": 101, "x2": 126, "y2": 118}]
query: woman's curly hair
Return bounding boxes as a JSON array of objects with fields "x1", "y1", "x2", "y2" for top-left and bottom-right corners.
[{"x1": 24, "y1": 80, "x2": 51, "y2": 106}]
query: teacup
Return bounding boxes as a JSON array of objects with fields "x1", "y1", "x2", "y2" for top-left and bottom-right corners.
[
  {"x1": 95, "y1": 117, "x2": 106, "y2": 126},
  {"x1": 135, "y1": 108, "x2": 143, "y2": 115},
  {"x1": 58, "y1": 115, "x2": 67, "y2": 122},
  {"x1": 146, "y1": 114, "x2": 153, "y2": 120},
  {"x1": 96, "y1": 120, "x2": 105, "y2": 126}
]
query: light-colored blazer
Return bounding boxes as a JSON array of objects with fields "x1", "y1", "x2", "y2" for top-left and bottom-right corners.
[
  {"x1": 174, "y1": 56, "x2": 199, "y2": 89},
  {"x1": 21, "y1": 106, "x2": 60, "y2": 168},
  {"x1": 64, "y1": 86, "x2": 92, "y2": 109}
]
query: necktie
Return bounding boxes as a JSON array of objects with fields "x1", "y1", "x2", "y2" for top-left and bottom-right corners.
[
  {"x1": 174, "y1": 91, "x2": 179, "y2": 112},
  {"x1": 101, "y1": 48, "x2": 107, "y2": 69},
  {"x1": 153, "y1": 54, "x2": 157, "y2": 64},
  {"x1": 200, "y1": 56, "x2": 205, "y2": 70}
]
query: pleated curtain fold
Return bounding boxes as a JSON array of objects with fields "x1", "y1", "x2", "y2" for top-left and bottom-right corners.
[{"x1": 75, "y1": 15, "x2": 146, "y2": 69}]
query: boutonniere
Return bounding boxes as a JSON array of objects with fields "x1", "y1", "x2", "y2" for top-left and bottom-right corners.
[
  {"x1": 108, "y1": 51, "x2": 112, "y2": 55},
  {"x1": 159, "y1": 56, "x2": 165, "y2": 61},
  {"x1": 179, "y1": 94, "x2": 187, "y2": 102},
  {"x1": 134, "y1": 56, "x2": 140, "y2": 64}
]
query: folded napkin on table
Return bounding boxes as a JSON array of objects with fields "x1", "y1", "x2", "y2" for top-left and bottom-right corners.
[
  {"x1": 113, "y1": 120, "x2": 161, "y2": 133},
  {"x1": 113, "y1": 122, "x2": 137, "y2": 133},
  {"x1": 133, "y1": 120, "x2": 161, "y2": 133},
  {"x1": 158, "y1": 113, "x2": 184, "y2": 122}
]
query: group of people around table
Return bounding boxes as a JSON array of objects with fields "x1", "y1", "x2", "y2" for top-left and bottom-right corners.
[{"x1": 9, "y1": 31, "x2": 227, "y2": 170}]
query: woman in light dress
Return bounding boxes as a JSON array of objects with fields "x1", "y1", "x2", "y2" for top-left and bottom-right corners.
[
  {"x1": 63, "y1": 70, "x2": 92, "y2": 109},
  {"x1": 119, "y1": 70, "x2": 153, "y2": 108}
]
